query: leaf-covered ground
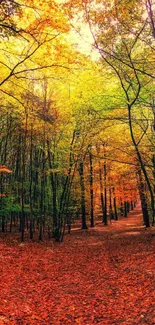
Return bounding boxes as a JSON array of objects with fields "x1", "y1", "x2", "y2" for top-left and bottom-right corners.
[{"x1": 0, "y1": 204, "x2": 155, "y2": 325}]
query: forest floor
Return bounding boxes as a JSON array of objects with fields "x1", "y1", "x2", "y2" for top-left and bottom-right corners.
[{"x1": 0, "y1": 204, "x2": 155, "y2": 325}]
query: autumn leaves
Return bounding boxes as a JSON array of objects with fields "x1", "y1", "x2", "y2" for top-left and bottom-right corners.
[{"x1": 0, "y1": 0, "x2": 154, "y2": 240}]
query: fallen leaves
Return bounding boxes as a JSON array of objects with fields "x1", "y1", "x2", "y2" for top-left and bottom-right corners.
[{"x1": 0, "y1": 205, "x2": 155, "y2": 324}]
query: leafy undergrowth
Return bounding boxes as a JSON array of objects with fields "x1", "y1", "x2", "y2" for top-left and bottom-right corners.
[{"x1": 0, "y1": 205, "x2": 155, "y2": 325}]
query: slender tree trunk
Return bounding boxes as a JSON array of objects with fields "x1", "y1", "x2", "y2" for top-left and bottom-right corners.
[
  {"x1": 96, "y1": 145, "x2": 105, "y2": 223},
  {"x1": 1, "y1": 113, "x2": 10, "y2": 233},
  {"x1": 124, "y1": 201, "x2": 127, "y2": 217},
  {"x1": 39, "y1": 79, "x2": 47, "y2": 241},
  {"x1": 99, "y1": 163, "x2": 105, "y2": 222},
  {"x1": 33, "y1": 148, "x2": 39, "y2": 212},
  {"x1": 21, "y1": 137, "x2": 25, "y2": 242},
  {"x1": 21, "y1": 113, "x2": 28, "y2": 242},
  {"x1": 2, "y1": 215, "x2": 5, "y2": 233},
  {"x1": 10, "y1": 212, "x2": 13, "y2": 233},
  {"x1": 15, "y1": 133, "x2": 21, "y2": 222},
  {"x1": 109, "y1": 187, "x2": 114, "y2": 220},
  {"x1": 1, "y1": 173, "x2": 4, "y2": 232},
  {"x1": 79, "y1": 161, "x2": 88, "y2": 229},
  {"x1": 127, "y1": 201, "x2": 130, "y2": 213},
  {"x1": 152, "y1": 154, "x2": 155, "y2": 223},
  {"x1": 39, "y1": 147, "x2": 45, "y2": 241},
  {"x1": 120, "y1": 200, "x2": 124, "y2": 216},
  {"x1": 29, "y1": 124, "x2": 33, "y2": 239},
  {"x1": 113, "y1": 188, "x2": 118, "y2": 220},
  {"x1": 103, "y1": 157, "x2": 107, "y2": 225},
  {"x1": 47, "y1": 140, "x2": 57, "y2": 231},
  {"x1": 137, "y1": 168, "x2": 150, "y2": 227},
  {"x1": 131, "y1": 200, "x2": 134, "y2": 210},
  {"x1": 89, "y1": 147, "x2": 94, "y2": 227}
]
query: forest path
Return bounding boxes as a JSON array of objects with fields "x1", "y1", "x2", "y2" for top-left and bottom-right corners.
[{"x1": 0, "y1": 204, "x2": 155, "y2": 325}]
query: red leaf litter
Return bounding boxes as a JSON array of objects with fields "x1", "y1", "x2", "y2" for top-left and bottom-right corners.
[{"x1": 0, "y1": 204, "x2": 155, "y2": 325}]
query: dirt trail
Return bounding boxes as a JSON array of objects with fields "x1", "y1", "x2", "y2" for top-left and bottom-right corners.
[{"x1": 0, "y1": 204, "x2": 155, "y2": 325}]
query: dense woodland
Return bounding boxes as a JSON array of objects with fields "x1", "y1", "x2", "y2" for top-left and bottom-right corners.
[{"x1": 0, "y1": 0, "x2": 154, "y2": 242}]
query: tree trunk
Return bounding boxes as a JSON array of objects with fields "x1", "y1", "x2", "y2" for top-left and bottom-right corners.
[
  {"x1": 124, "y1": 201, "x2": 127, "y2": 217},
  {"x1": 79, "y1": 161, "x2": 88, "y2": 229},
  {"x1": 29, "y1": 124, "x2": 33, "y2": 240},
  {"x1": 99, "y1": 164, "x2": 105, "y2": 223},
  {"x1": 130, "y1": 200, "x2": 134, "y2": 210},
  {"x1": 109, "y1": 187, "x2": 114, "y2": 220},
  {"x1": 137, "y1": 168, "x2": 150, "y2": 227},
  {"x1": 21, "y1": 131, "x2": 26, "y2": 242},
  {"x1": 89, "y1": 147, "x2": 94, "y2": 227},
  {"x1": 127, "y1": 201, "x2": 130, "y2": 213},
  {"x1": 47, "y1": 140, "x2": 57, "y2": 231},
  {"x1": 113, "y1": 188, "x2": 118, "y2": 220},
  {"x1": 120, "y1": 200, "x2": 124, "y2": 216},
  {"x1": 103, "y1": 159, "x2": 107, "y2": 225},
  {"x1": 128, "y1": 105, "x2": 153, "y2": 225}
]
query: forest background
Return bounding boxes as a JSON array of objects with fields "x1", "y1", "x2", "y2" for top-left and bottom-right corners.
[{"x1": 0, "y1": 0, "x2": 154, "y2": 242}]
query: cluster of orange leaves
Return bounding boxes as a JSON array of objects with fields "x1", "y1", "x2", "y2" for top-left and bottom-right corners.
[{"x1": 0, "y1": 165, "x2": 12, "y2": 174}]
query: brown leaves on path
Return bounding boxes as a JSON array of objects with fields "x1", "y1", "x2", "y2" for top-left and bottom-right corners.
[{"x1": 0, "y1": 204, "x2": 155, "y2": 325}]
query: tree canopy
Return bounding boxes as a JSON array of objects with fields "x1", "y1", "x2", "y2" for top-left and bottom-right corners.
[{"x1": 0, "y1": 0, "x2": 154, "y2": 241}]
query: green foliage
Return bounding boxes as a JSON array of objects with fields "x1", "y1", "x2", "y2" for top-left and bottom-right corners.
[{"x1": 0, "y1": 196, "x2": 20, "y2": 219}]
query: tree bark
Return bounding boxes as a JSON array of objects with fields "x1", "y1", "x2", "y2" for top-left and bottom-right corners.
[
  {"x1": 124, "y1": 201, "x2": 127, "y2": 217},
  {"x1": 103, "y1": 153, "x2": 107, "y2": 225},
  {"x1": 89, "y1": 147, "x2": 94, "y2": 227},
  {"x1": 137, "y1": 168, "x2": 150, "y2": 227},
  {"x1": 79, "y1": 161, "x2": 88, "y2": 229},
  {"x1": 113, "y1": 188, "x2": 118, "y2": 220},
  {"x1": 128, "y1": 105, "x2": 154, "y2": 225}
]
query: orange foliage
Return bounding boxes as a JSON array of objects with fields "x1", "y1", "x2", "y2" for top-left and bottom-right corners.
[{"x1": 0, "y1": 165, "x2": 12, "y2": 173}]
